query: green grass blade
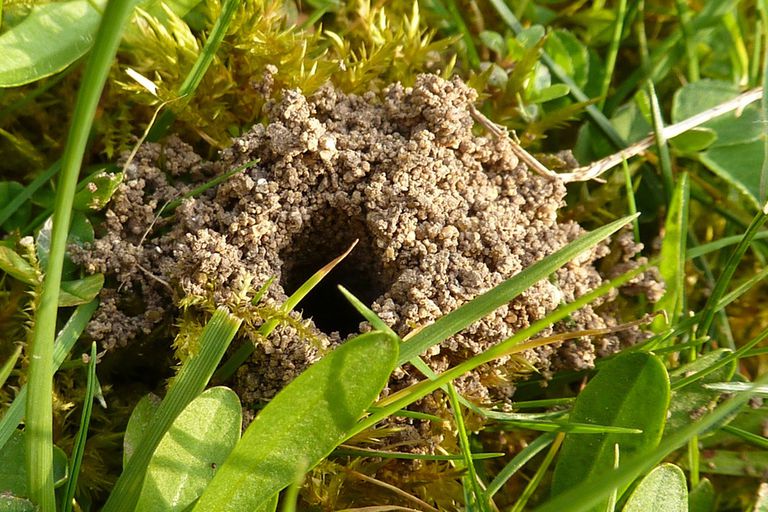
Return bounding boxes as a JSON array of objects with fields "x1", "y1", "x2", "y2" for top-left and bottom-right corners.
[
  {"x1": 351, "y1": 263, "x2": 648, "y2": 438},
  {"x1": 148, "y1": 0, "x2": 241, "y2": 140},
  {"x1": 647, "y1": 81, "x2": 674, "y2": 199},
  {"x1": 598, "y1": 0, "x2": 627, "y2": 109},
  {"x1": 761, "y1": 0, "x2": 768, "y2": 202},
  {"x1": 510, "y1": 434, "x2": 564, "y2": 512},
  {"x1": 533, "y1": 373, "x2": 768, "y2": 512},
  {"x1": 102, "y1": 307, "x2": 242, "y2": 512},
  {"x1": 674, "y1": 0, "x2": 700, "y2": 81},
  {"x1": 484, "y1": 433, "x2": 556, "y2": 502},
  {"x1": 654, "y1": 173, "x2": 689, "y2": 329},
  {"x1": 193, "y1": 331, "x2": 398, "y2": 511},
  {"x1": 61, "y1": 342, "x2": 97, "y2": 512},
  {"x1": 0, "y1": 161, "x2": 60, "y2": 228},
  {"x1": 696, "y1": 204, "x2": 768, "y2": 338},
  {"x1": 333, "y1": 446, "x2": 503, "y2": 461},
  {"x1": 398, "y1": 214, "x2": 638, "y2": 364},
  {"x1": 24, "y1": 0, "x2": 137, "y2": 508},
  {"x1": 0, "y1": 344, "x2": 21, "y2": 391},
  {"x1": 445, "y1": 383, "x2": 486, "y2": 510},
  {"x1": 0, "y1": 301, "x2": 97, "y2": 451}
]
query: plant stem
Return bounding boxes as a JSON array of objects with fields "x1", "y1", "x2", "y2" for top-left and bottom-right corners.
[{"x1": 24, "y1": 0, "x2": 136, "y2": 508}]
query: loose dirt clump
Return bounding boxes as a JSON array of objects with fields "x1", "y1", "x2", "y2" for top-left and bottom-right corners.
[{"x1": 79, "y1": 73, "x2": 661, "y2": 411}]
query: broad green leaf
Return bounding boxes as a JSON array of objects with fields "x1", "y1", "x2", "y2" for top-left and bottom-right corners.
[
  {"x1": 398, "y1": 214, "x2": 638, "y2": 365},
  {"x1": 0, "y1": 182, "x2": 31, "y2": 231},
  {"x1": 672, "y1": 80, "x2": 763, "y2": 209},
  {"x1": 0, "y1": 430, "x2": 68, "y2": 494},
  {"x1": 194, "y1": 331, "x2": 399, "y2": 511},
  {"x1": 124, "y1": 394, "x2": 162, "y2": 469},
  {"x1": 136, "y1": 387, "x2": 242, "y2": 512},
  {"x1": 72, "y1": 171, "x2": 123, "y2": 211},
  {"x1": 700, "y1": 141, "x2": 764, "y2": 210},
  {"x1": 0, "y1": 495, "x2": 37, "y2": 512},
  {"x1": 688, "y1": 478, "x2": 715, "y2": 512},
  {"x1": 0, "y1": 246, "x2": 38, "y2": 285},
  {"x1": 654, "y1": 173, "x2": 689, "y2": 330},
  {"x1": 621, "y1": 463, "x2": 688, "y2": 512},
  {"x1": 479, "y1": 30, "x2": 506, "y2": 55},
  {"x1": 666, "y1": 349, "x2": 737, "y2": 438},
  {"x1": 59, "y1": 273, "x2": 104, "y2": 306},
  {"x1": 0, "y1": 0, "x2": 105, "y2": 87},
  {"x1": 551, "y1": 352, "x2": 670, "y2": 512}
]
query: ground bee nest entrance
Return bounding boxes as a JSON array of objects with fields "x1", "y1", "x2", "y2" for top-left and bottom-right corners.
[
  {"x1": 279, "y1": 209, "x2": 391, "y2": 337},
  {"x1": 79, "y1": 73, "x2": 662, "y2": 410}
]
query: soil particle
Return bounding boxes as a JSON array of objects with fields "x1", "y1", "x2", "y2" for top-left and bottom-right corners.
[{"x1": 78, "y1": 74, "x2": 660, "y2": 407}]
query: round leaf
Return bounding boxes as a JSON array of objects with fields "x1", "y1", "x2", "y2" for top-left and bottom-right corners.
[
  {"x1": 135, "y1": 387, "x2": 242, "y2": 512},
  {"x1": 621, "y1": 463, "x2": 688, "y2": 512}
]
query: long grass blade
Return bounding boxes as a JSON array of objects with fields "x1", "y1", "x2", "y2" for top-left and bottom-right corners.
[
  {"x1": 24, "y1": 0, "x2": 137, "y2": 508},
  {"x1": 398, "y1": 214, "x2": 638, "y2": 364},
  {"x1": 61, "y1": 342, "x2": 98, "y2": 512}
]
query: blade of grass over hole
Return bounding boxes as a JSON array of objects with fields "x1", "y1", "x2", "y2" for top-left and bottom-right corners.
[
  {"x1": 147, "y1": 0, "x2": 241, "y2": 141},
  {"x1": 214, "y1": 240, "x2": 359, "y2": 382},
  {"x1": 366, "y1": 407, "x2": 444, "y2": 423},
  {"x1": 622, "y1": 161, "x2": 640, "y2": 242},
  {"x1": 0, "y1": 301, "x2": 97, "y2": 451},
  {"x1": 61, "y1": 342, "x2": 97, "y2": 512},
  {"x1": 398, "y1": 214, "x2": 638, "y2": 364},
  {"x1": 653, "y1": 173, "x2": 689, "y2": 331},
  {"x1": 162, "y1": 159, "x2": 260, "y2": 215},
  {"x1": 0, "y1": 161, "x2": 60, "y2": 228},
  {"x1": 102, "y1": 307, "x2": 241, "y2": 512},
  {"x1": 24, "y1": 0, "x2": 137, "y2": 508},
  {"x1": 484, "y1": 433, "x2": 556, "y2": 502},
  {"x1": 350, "y1": 262, "x2": 649, "y2": 438},
  {"x1": 445, "y1": 382, "x2": 485, "y2": 510},
  {"x1": 535, "y1": 374, "x2": 768, "y2": 512},
  {"x1": 696, "y1": 204, "x2": 768, "y2": 339},
  {"x1": 0, "y1": 345, "x2": 21, "y2": 391},
  {"x1": 487, "y1": 420, "x2": 641, "y2": 435},
  {"x1": 193, "y1": 331, "x2": 398, "y2": 511},
  {"x1": 550, "y1": 352, "x2": 670, "y2": 510},
  {"x1": 511, "y1": 433, "x2": 564, "y2": 512}
]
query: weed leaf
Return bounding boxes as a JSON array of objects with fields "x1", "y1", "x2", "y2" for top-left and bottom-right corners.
[
  {"x1": 59, "y1": 274, "x2": 104, "y2": 306},
  {"x1": 621, "y1": 463, "x2": 687, "y2": 512},
  {"x1": 551, "y1": 352, "x2": 670, "y2": 511},
  {"x1": 688, "y1": 478, "x2": 715, "y2": 512},
  {"x1": 0, "y1": 0, "x2": 105, "y2": 87},
  {"x1": 0, "y1": 430, "x2": 68, "y2": 495},
  {"x1": 135, "y1": 387, "x2": 242, "y2": 512},
  {"x1": 0, "y1": 246, "x2": 38, "y2": 285},
  {"x1": 193, "y1": 331, "x2": 398, "y2": 511}
]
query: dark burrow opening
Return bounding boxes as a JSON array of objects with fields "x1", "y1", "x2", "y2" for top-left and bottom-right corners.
[{"x1": 280, "y1": 209, "x2": 391, "y2": 338}]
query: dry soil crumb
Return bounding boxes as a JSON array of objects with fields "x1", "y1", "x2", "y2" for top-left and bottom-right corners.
[{"x1": 79, "y1": 74, "x2": 660, "y2": 410}]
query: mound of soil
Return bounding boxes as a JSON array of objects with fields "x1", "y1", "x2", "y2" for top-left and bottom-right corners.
[{"x1": 79, "y1": 73, "x2": 661, "y2": 410}]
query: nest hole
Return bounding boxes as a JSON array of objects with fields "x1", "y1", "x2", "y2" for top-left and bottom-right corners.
[{"x1": 280, "y1": 210, "x2": 391, "y2": 337}]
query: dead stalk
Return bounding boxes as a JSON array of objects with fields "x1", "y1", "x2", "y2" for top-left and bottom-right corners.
[{"x1": 472, "y1": 87, "x2": 764, "y2": 184}]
